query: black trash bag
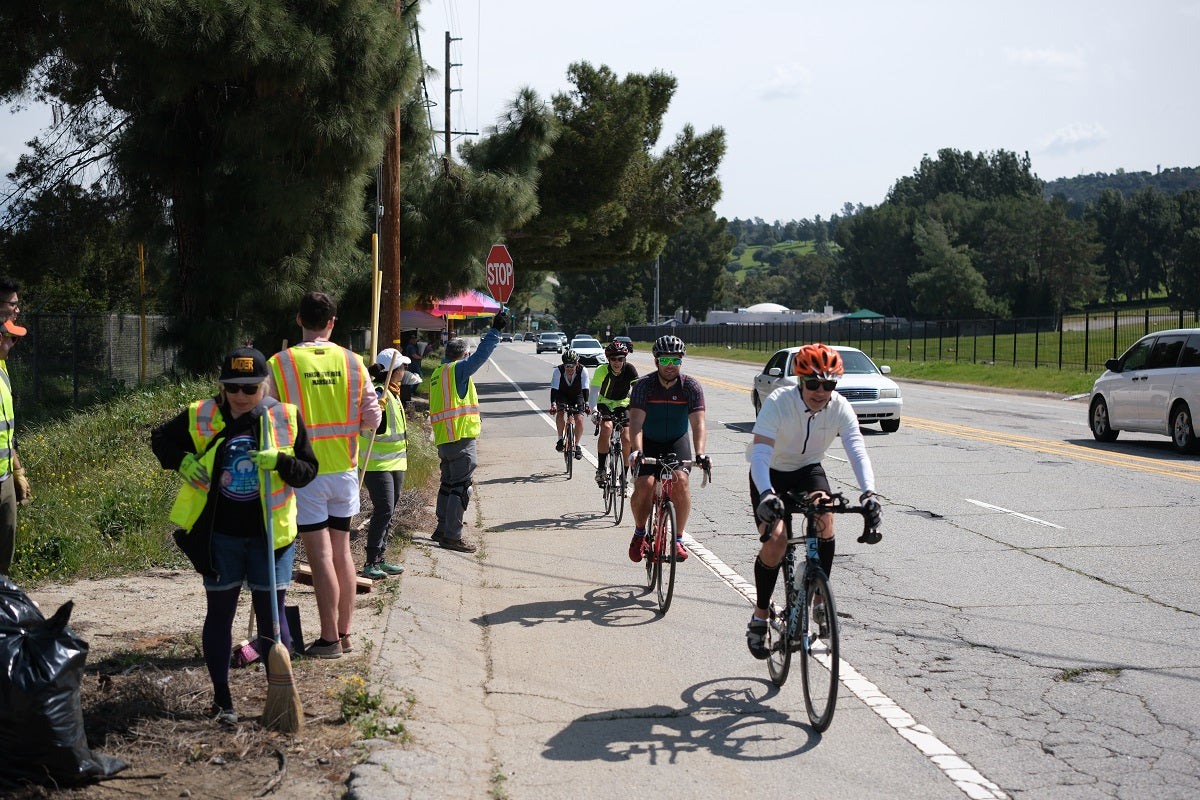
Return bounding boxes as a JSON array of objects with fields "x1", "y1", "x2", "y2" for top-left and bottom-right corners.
[{"x1": 0, "y1": 575, "x2": 127, "y2": 789}]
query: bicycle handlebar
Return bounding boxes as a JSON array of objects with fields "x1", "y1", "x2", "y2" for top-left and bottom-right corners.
[
  {"x1": 759, "y1": 490, "x2": 882, "y2": 545},
  {"x1": 636, "y1": 454, "x2": 711, "y2": 487}
]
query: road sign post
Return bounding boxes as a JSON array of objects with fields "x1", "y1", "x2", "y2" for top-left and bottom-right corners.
[{"x1": 485, "y1": 244, "x2": 515, "y2": 306}]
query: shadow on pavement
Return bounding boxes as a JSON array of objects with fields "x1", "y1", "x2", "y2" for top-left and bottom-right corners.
[{"x1": 474, "y1": 585, "x2": 662, "y2": 629}]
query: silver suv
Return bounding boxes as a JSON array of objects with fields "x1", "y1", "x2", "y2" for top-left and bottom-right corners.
[
  {"x1": 1089, "y1": 328, "x2": 1200, "y2": 453},
  {"x1": 536, "y1": 332, "x2": 563, "y2": 354}
]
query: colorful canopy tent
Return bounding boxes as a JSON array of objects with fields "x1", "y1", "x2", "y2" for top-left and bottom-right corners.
[
  {"x1": 400, "y1": 309, "x2": 447, "y2": 331},
  {"x1": 426, "y1": 289, "x2": 500, "y2": 320}
]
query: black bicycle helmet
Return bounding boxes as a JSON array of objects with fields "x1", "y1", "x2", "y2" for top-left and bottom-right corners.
[
  {"x1": 651, "y1": 335, "x2": 686, "y2": 356},
  {"x1": 605, "y1": 340, "x2": 629, "y2": 358},
  {"x1": 561, "y1": 349, "x2": 580, "y2": 365}
]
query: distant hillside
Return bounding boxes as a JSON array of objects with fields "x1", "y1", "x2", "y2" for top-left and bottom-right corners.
[{"x1": 1044, "y1": 165, "x2": 1200, "y2": 208}]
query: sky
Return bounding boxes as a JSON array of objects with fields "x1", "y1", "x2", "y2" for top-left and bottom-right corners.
[{"x1": 2, "y1": 1, "x2": 1198, "y2": 224}]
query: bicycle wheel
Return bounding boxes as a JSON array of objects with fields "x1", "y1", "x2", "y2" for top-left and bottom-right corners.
[
  {"x1": 644, "y1": 504, "x2": 658, "y2": 591},
  {"x1": 655, "y1": 500, "x2": 677, "y2": 614},
  {"x1": 602, "y1": 457, "x2": 614, "y2": 515},
  {"x1": 564, "y1": 426, "x2": 574, "y2": 478},
  {"x1": 611, "y1": 444, "x2": 625, "y2": 525},
  {"x1": 766, "y1": 551, "x2": 795, "y2": 687},
  {"x1": 800, "y1": 570, "x2": 839, "y2": 732}
]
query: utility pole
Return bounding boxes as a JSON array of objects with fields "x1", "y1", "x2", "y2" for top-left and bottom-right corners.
[
  {"x1": 654, "y1": 254, "x2": 661, "y2": 327},
  {"x1": 445, "y1": 32, "x2": 462, "y2": 160},
  {"x1": 378, "y1": 0, "x2": 404, "y2": 350}
]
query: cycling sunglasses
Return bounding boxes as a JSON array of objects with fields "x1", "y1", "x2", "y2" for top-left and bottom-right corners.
[
  {"x1": 657, "y1": 356, "x2": 682, "y2": 366},
  {"x1": 608, "y1": 356, "x2": 626, "y2": 362},
  {"x1": 803, "y1": 379, "x2": 838, "y2": 392},
  {"x1": 223, "y1": 383, "x2": 263, "y2": 394}
]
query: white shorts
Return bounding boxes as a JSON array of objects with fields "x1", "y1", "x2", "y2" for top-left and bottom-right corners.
[{"x1": 294, "y1": 470, "x2": 361, "y2": 526}]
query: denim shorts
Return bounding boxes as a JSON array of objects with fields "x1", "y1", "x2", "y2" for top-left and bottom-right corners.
[
  {"x1": 203, "y1": 531, "x2": 296, "y2": 592},
  {"x1": 294, "y1": 470, "x2": 361, "y2": 526}
]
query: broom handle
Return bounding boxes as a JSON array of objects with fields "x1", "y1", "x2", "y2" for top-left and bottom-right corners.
[{"x1": 261, "y1": 415, "x2": 281, "y2": 644}]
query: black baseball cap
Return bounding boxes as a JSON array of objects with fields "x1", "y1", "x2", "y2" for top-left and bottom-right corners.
[{"x1": 219, "y1": 347, "x2": 268, "y2": 384}]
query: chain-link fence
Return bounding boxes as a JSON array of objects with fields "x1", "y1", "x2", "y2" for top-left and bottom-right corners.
[
  {"x1": 630, "y1": 306, "x2": 1200, "y2": 372},
  {"x1": 7, "y1": 313, "x2": 179, "y2": 416}
]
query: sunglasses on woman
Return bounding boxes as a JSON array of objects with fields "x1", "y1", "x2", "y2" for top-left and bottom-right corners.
[
  {"x1": 657, "y1": 356, "x2": 682, "y2": 366},
  {"x1": 223, "y1": 383, "x2": 263, "y2": 394},
  {"x1": 608, "y1": 356, "x2": 626, "y2": 363},
  {"x1": 803, "y1": 379, "x2": 837, "y2": 392}
]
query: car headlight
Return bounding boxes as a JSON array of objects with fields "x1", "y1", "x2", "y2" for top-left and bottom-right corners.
[{"x1": 878, "y1": 387, "x2": 900, "y2": 399}]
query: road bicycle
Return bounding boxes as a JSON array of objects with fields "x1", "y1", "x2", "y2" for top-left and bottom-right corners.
[
  {"x1": 594, "y1": 407, "x2": 630, "y2": 525},
  {"x1": 637, "y1": 453, "x2": 710, "y2": 615},
  {"x1": 762, "y1": 490, "x2": 879, "y2": 732},
  {"x1": 559, "y1": 402, "x2": 586, "y2": 478}
]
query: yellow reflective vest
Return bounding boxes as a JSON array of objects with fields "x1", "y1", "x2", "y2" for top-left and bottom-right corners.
[
  {"x1": 269, "y1": 344, "x2": 368, "y2": 474},
  {"x1": 429, "y1": 360, "x2": 480, "y2": 445},
  {"x1": 0, "y1": 362, "x2": 13, "y2": 478},
  {"x1": 168, "y1": 398, "x2": 301, "y2": 550},
  {"x1": 359, "y1": 387, "x2": 407, "y2": 472}
]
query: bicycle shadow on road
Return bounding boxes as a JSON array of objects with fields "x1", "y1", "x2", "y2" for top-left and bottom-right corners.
[
  {"x1": 476, "y1": 471, "x2": 564, "y2": 486},
  {"x1": 485, "y1": 511, "x2": 606, "y2": 533},
  {"x1": 542, "y1": 676, "x2": 816, "y2": 763},
  {"x1": 472, "y1": 585, "x2": 664, "y2": 629}
]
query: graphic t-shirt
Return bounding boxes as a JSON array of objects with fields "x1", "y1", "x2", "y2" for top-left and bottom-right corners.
[{"x1": 211, "y1": 431, "x2": 266, "y2": 538}]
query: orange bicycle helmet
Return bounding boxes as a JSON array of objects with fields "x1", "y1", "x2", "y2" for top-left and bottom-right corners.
[{"x1": 792, "y1": 343, "x2": 843, "y2": 379}]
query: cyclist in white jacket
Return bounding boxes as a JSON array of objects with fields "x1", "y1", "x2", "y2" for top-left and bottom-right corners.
[{"x1": 744, "y1": 343, "x2": 882, "y2": 660}]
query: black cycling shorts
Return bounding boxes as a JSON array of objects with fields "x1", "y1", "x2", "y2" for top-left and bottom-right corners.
[
  {"x1": 748, "y1": 464, "x2": 830, "y2": 512},
  {"x1": 636, "y1": 434, "x2": 692, "y2": 478}
]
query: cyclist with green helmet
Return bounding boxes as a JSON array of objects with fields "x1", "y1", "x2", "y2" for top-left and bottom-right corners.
[
  {"x1": 627, "y1": 335, "x2": 711, "y2": 563},
  {"x1": 550, "y1": 349, "x2": 591, "y2": 460}
]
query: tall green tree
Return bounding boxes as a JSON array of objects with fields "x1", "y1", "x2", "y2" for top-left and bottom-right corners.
[
  {"x1": 505, "y1": 62, "x2": 725, "y2": 274},
  {"x1": 907, "y1": 218, "x2": 1002, "y2": 318},
  {"x1": 1, "y1": 0, "x2": 419, "y2": 371},
  {"x1": 656, "y1": 211, "x2": 733, "y2": 322},
  {"x1": 1167, "y1": 189, "x2": 1200, "y2": 310}
]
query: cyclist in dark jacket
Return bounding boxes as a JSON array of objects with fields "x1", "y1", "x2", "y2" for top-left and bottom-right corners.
[{"x1": 549, "y1": 349, "x2": 590, "y2": 461}]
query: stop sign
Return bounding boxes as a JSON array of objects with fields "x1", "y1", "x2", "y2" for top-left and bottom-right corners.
[{"x1": 485, "y1": 244, "x2": 514, "y2": 305}]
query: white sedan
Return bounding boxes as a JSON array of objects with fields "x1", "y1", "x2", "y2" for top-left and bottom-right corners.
[
  {"x1": 752, "y1": 345, "x2": 903, "y2": 432},
  {"x1": 568, "y1": 336, "x2": 606, "y2": 366}
]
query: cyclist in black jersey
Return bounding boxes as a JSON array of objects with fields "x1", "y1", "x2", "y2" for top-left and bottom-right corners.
[
  {"x1": 549, "y1": 350, "x2": 590, "y2": 461},
  {"x1": 591, "y1": 340, "x2": 639, "y2": 487}
]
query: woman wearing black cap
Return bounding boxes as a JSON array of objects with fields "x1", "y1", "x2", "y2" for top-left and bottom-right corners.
[{"x1": 151, "y1": 347, "x2": 318, "y2": 724}]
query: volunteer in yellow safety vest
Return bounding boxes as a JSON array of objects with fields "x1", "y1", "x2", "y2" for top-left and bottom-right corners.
[
  {"x1": 151, "y1": 346, "x2": 318, "y2": 724},
  {"x1": 0, "y1": 308, "x2": 31, "y2": 576},
  {"x1": 357, "y1": 348, "x2": 410, "y2": 580},
  {"x1": 428, "y1": 308, "x2": 508, "y2": 553},
  {"x1": 267, "y1": 290, "x2": 381, "y2": 659}
]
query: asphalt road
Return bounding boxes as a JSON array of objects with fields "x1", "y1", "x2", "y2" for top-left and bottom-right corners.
[{"x1": 350, "y1": 343, "x2": 1200, "y2": 800}]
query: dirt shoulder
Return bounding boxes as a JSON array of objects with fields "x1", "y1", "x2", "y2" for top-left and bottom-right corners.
[{"x1": 10, "y1": 432, "x2": 436, "y2": 799}]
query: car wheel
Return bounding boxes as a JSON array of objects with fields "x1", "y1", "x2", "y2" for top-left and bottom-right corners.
[
  {"x1": 880, "y1": 418, "x2": 900, "y2": 433},
  {"x1": 1170, "y1": 403, "x2": 1199, "y2": 454},
  {"x1": 1089, "y1": 396, "x2": 1119, "y2": 442},
  {"x1": 752, "y1": 390, "x2": 761, "y2": 416}
]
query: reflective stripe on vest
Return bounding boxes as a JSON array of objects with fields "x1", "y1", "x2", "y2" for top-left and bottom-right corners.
[
  {"x1": 270, "y1": 345, "x2": 366, "y2": 473},
  {"x1": 359, "y1": 389, "x2": 408, "y2": 472},
  {"x1": 429, "y1": 361, "x2": 480, "y2": 445},
  {"x1": 0, "y1": 363, "x2": 12, "y2": 475}
]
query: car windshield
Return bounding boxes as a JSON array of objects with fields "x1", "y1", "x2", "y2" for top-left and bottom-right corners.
[
  {"x1": 838, "y1": 350, "x2": 880, "y2": 375},
  {"x1": 572, "y1": 338, "x2": 601, "y2": 348},
  {"x1": 539, "y1": 334, "x2": 556, "y2": 341}
]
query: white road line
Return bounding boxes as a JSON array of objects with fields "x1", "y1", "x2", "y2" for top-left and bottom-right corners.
[
  {"x1": 965, "y1": 499, "x2": 1062, "y2": 528},
  {"x1": 492, "y1": 362, "x2": 1007, "y2": 799},
  {"x1": 683, "y1": 534, "x2": 1009, "y2": 800}
]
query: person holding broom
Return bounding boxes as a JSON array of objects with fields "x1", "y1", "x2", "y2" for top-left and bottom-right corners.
[
  {"x1": 151, "y1": 347, "x2": 317, "y2": 726},
  {"x1": 357, "y1": 348, "x2": 410, "y2": 580}
]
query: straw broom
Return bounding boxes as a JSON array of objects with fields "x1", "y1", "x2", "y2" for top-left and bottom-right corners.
[{"x1": 260, "y1": 417, "x2": 304, "y2": 733}]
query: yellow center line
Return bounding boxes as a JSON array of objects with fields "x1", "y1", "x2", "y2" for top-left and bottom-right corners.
[{"x1": 906, "y1": 416, "x2": 1200, "y2": 482}]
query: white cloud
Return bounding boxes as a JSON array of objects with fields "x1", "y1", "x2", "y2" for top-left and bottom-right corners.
[
  {"x1": 759, "y1": 63, "x2": 813, "y2": 101},
  {"x1": 1004, "y1": 45, "x2": 1085, "y2": 72},
  {"x1": 1041, "y1": 122, "x2": 1109, "y2": 155}
]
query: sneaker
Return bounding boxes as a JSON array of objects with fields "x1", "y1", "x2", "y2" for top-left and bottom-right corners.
[
  {"x1": 746, "y1": 618, "x2": 769, "y2": 660},
  {"x1": 574, "y1": 446, "x2": 583, "y2": 460},
  {"x1": 362, "y1": 562, "x2": 388, "y2": 580},
  {"x1": 339, "y1": 634, "x2": 354, "y2": 654},
  {"x1": 628, "y1": 533, "x2": 647, "y2": 563},
  {"x1": 377, "y1": 561, "x2": 405, "y2": 575},
  {"x1": 209, "y1": 703, "x2": 238, "y2": 725},
  {"x1": 555, "y1": 437, "x2": 566, "y2": 452},
  {"x1": 595, "y1": 468, "x2": 606, "y2": 487},
  {"x1": 674, "y1": 539, "x2": 689, "y2": 561},
  {"x1": 440, "y1": 538, "x2": 477, "y2": 553},
  {"x1": 305, "y1": 638, "x2": 343, "y2": 659}
]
